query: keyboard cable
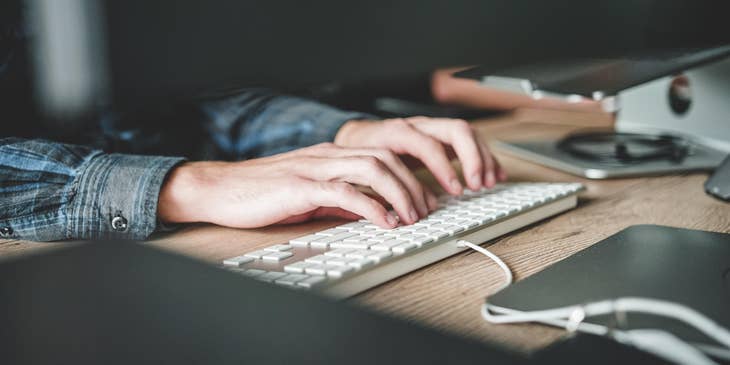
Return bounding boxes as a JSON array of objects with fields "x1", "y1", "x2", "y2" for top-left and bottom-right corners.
[
  {"x1": 456, "y1": 239, "x2": 513, "y2": 292},
  {"x1": 457, "y1": 239, "x2": 730, "y2": 365}
]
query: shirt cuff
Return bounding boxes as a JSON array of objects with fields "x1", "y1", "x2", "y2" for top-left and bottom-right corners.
[
  {"x1": 67, "y1": 153, "x2": 185, "y2": 240},
  {"x1": 304, "y1": 109, "x2": 377, "y2": 147}
]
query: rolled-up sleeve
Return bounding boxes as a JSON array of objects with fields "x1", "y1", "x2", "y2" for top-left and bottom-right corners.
[
  {"x1": 200, "y1": 90, "x2": 376, "y2": 159},
  {"x1": 0, "y1": 138, "x2": 184, "y2": 241}
]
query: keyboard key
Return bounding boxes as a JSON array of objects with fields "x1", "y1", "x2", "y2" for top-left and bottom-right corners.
[
  {"x1": 371, "y1": 239, "x2": 407, "y2": 251},
  {"x1": 222, "y1": 255, "x2": 254, "y2": 267},
  {"x1": 261, "y1": 251, "x2": 293, "y2": 261},
  {"x1": 275, "y1": 274, "x2": 310, "y2": 286},
  {"x1": 347, "y1": 258, "x2": 375, "y2": 270},
  {"x1": 449, "y1": 219, "x2": 471, "y2": 228},
  {"x1": 324, "y1": 248, "x2": 354, "y2": 257},
  {"x1": 365, "y1": 250, "x2": 392, "y2": 263},
  {"x1": 404, "y1": 234, "x2": 435, "y2": 247},
  {"x1": 391, "y1": 225, "x2": 421, "y2": 233},
  {"x1": 304, "y1": 255, "x2": 329, "y2": 264},
  {"x1": 366, "y1": 234, "x2": 394, "y2": 242},
  {"x1": 264, "y1": 244, "x2": 292, "y2": 252},
  {"x1": 339, "y1": 222, "x2": 367, "y2": 230},
  {"x1": 318, "y1": 228, "x2": 348, "y2": 236},
  {"x1": 345, "y1": 250, "x2": 374, "y2": 259},
  {"x1": 257, "y1": 271, "x2": 287, "y2": 283},
  {"x1": 289, "y1": 234, "x2": 320, "y2": 247},
  {"x1": 284, "y1": 261, "x2": 315, "y2": 274},
  {"x1": 461, "y1": 220, "x2": 480, "y2": 229},
  {"x1": 244, "y1": 250, "x2": 270, "y2": 260},
  {"x1": 415, "y1": 218, "x2": 444, "y2": 225},
  {"x1": 333, "y1": 240, "x2": 371, "y2": 249},
  {"x1": 311, "y1": 232, "x2": 359, "y2": 248},
  {"x1": 241, "y1": 269, "x2": 267, "y2": 277},
  {"x1": 469, "y1": 214, "x2": 496, "y2": 225},
  {"x1": 305, "y1": 264, "x2": 340, "y2": 276},
  {"x1": 431, "y1": 224, "x2": 464, "y2": 235},
  {"x1": 326, "y1": 257, "x2": 359, "y2": 266},
  {"x1": 326, "y1": 265, "x2": 355, "y2": 278},
  {"x1": 296, "y1": 275, "x2": 327, "y2": 289},
  {"x1": 411, "y1": 228, "x2": 448, "y2": 239},
  {"x1": 392, "y1": 242, "x2": 418, "y2": 254},
  {"x1": 343, "y1": 235, "x2": 366, "y2": 243}
]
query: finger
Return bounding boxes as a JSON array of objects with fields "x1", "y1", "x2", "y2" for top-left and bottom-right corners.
[
  {"x1": 423, "y1": 185, "x2": 438, "y2": 211},
  {"x1": 477, "y1": 141, "x2": 496, "y2": 187},
  {"x1": 493, "y1": 152, "x2": 508, "y2": 182},
  {"x1": 310, "y1": 207, "x2": 362, "y2": 220},
  {"x1": 275, "y1": 207, "x2": 361, "y2": 225},
  {"x1": 384, "y1": 122, "x2": 463, "y2": 195},
  {"x1": 409, "y1": 118, "x2": 485, "y2": 191},
  {"x1": 294, "y1": 156, "x2": 420, "y2": 225},
  {"x1": 355, "y1": 150, "x2": 428, "y2": 218},
  {"x1": 474, "y1": 133, "x2": 507, "y2": 183},
  {"x1": 309, "y1": 181, "x2": 397, "y2": 229},
  {"x1": 472, "y1": 133, "x2": 497, "y2": 187},
  {"x1": 301, "y1": 147, "x2": 430, "y2": 219}
]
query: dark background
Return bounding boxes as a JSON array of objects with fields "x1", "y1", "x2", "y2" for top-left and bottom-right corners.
[{"x1": 104, "y1": 0, "x2": 730, "y2": 107}]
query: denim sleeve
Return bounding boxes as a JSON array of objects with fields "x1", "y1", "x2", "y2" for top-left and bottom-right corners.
[
  {"x1": 200, "y1": 90, "x2": 376, "y2": 159},
  {"x1": 0, "y1": 138, "x2": 184, "y2": 241}
]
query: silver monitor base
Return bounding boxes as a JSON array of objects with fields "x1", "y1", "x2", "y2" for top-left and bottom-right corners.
[{"x1": 496, "y1": 139, "x2": 726, "y2": 179}]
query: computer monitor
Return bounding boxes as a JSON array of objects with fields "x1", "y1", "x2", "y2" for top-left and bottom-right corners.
[{"x1": 24, "y1": 0, "x2": 730, "y2": 122}]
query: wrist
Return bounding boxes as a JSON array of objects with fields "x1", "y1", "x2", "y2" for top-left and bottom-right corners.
[
  {"x1": 334, "y1": 119, "x2": 371, "y2": 146},
  {"x1": 157, "y1": 161, "x2": 211, "y2": 224}
]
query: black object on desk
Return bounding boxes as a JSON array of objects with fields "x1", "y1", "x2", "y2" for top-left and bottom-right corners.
[
  {"x1": 0, "y1": 241, "x2": 522, "y2": 365},
  {"x1": 486, "y1": 225, "x2": 730, "y2": 347},
  {"x1": 706, "y1": 154, "x2": 730, "y2": 202},
  {"x1": 0, "y1": 240, "x2": 675, "y2": 364}
]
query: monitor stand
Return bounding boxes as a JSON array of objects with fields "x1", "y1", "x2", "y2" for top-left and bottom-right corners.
[{"x1": 496, "y1": 56, "x2": 730, "y2": 179}]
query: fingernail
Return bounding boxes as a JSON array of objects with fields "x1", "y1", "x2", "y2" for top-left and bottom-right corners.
[
  {"x1": 450, "y1": 179, "x2": 462, "y2": 194},
  {"x1": 417, "y1": 204, "x2": 427, "y2": 218},
  {"x1": 385, "y1": 213, "x2": 398, "y2": 227},
  {"x1": 486, "y1": 171, "x2": 496, "y2": 188},
  {"x1": 409, "y1": 209, "x2": 419, "y2": 223},
  {"x1": 471, "y1": 173, "x2": 482, "y2": 188}
]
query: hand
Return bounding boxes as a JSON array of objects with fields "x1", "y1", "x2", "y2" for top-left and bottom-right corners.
[
  {"x1": 157, "y1": 143, "x2": 438, "y2": 229},
  {"x1": 334, "y1": 117, "x2": 507, "y2": 195}
]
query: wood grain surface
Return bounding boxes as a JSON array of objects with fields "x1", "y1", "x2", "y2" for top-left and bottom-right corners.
[{"x1": 2, "y1": 108, "x2": 728, "y2": 353}]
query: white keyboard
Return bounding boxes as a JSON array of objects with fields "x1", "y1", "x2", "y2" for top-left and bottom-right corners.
[{"x1": 222, "y1": 182, "x2": 584, "y2": 298}]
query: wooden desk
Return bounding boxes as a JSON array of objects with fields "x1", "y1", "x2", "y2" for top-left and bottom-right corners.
[{"x1": 2, "y1": 109, "x2": 729, "y2": 353}]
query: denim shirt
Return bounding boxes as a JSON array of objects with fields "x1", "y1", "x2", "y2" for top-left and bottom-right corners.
[{"x1": 0, "y1": 91, "x2": 372, "y2": 242}]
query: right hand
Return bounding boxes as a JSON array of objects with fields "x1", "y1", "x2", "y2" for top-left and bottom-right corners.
[{"x1": 157, "y1": 143, "x2": 438, "y2": 229}]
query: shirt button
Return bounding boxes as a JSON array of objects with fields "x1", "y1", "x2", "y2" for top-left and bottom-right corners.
[
  {"x1": 0, "y1": 226, "x2": 13, "y2": 237},
  {"x1": 111, "y1": 215, "x2": 128, "y2": 232}
]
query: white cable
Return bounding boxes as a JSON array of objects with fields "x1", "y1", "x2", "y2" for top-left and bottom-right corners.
[
  {"x1": 482, "y1": 304, "x2": 730, "y2": 365},
  {"x1": 481, "y1": 298, "x2": 730, "y2": 350},
  {"x1": 457, "y1": 240, "x2": 512, "y2": 292}
]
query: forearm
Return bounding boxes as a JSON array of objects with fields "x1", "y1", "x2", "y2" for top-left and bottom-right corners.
[
  {"x1": 199, "y1": 90, "x2": 375, "y2": 159},
  {"x1": 430, "y1": 68, "x2": 603, "y2": 112},
  {"x1": 0, "y1": 138, "x2": 184, "y2": 241}
]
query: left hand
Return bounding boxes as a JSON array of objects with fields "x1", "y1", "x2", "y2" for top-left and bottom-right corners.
[{"x1": 334, "y1": 116, "x2": 507, "y2": 196}]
